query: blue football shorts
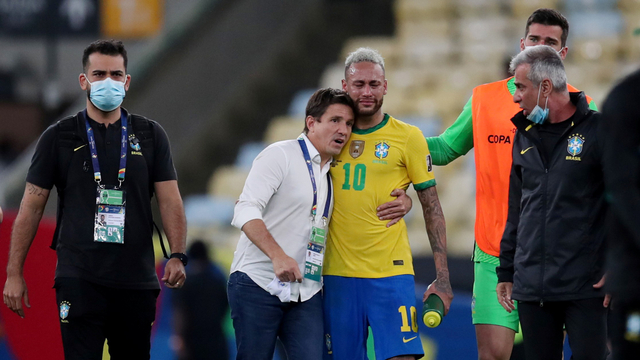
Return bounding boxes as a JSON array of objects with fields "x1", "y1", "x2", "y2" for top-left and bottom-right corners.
[{"x1": 323, "y1": 275, "x2": 424, "y2": 360}]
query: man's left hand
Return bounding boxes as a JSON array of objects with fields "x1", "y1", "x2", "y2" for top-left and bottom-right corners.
[
  {"x1": 161, "y1": 258, "x2": 186, "y2": 289},
  {"x1": 377, "y1": 188, "x2": 412, "y2": 227},
  {"x1": 593, "y1": 275, "x2": 611, "y2": 307},
  {"x1": 422, "y1": 277, "x2": 454, "y2": 315}
]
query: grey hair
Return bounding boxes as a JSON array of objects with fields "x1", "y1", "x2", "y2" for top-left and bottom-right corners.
[
  {"x1": 344, "y1": 47, "x2": 385, "y2": 78},
  {"x1": 509, "y1": 45, "x2": 567, "y2": 92}
]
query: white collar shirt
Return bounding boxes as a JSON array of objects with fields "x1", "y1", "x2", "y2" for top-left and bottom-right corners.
[{"x1": 230, "y1": 134, "x2": 332, "y2": 302}]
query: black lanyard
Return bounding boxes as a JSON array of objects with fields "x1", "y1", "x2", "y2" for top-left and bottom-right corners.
[
  {"x1": 298, "y1": 138, "x2": 332, "y2": 223},
  {"x1": 83, "y1": 110, "x2": 128, "y2": 188}
]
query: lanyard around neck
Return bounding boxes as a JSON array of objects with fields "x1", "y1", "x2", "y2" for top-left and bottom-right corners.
[
  {"x1": 297, "y1": 137, "x2": 332, "y2": 223},
  {"x1": 84, "y1": 110, "x2": 128, "y2": 188}
]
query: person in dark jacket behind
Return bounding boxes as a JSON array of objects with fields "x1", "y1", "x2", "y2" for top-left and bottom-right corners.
[
  {"x1": 173, "y1": 240, "x2": 229, "y2": 360},
  {"x1": 601, "y1": 69, "x2": 640, "y2": 360},
  {"x1": 495, "y1": 45, "x2": 609, "y2": 360}
]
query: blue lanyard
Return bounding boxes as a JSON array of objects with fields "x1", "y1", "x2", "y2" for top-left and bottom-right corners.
[
  {"x1": 298, "y1": 138, "x2": 332, "y2": 223},
  {"x1": 83, "y1": 110, "x2": 128, "y2": 188}
]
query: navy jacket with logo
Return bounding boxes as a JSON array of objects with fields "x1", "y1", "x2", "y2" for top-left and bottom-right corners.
[{"x1": 496, "y1": 92, "x2": 607, "y2": 302}]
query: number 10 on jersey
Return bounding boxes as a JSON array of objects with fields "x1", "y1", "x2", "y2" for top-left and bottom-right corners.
[{"x1": 341, "y1": 163, "x2": 367, "y2": 191}]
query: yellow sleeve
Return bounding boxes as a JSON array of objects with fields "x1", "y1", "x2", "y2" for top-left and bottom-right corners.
[{"x1": 405, "y1": 126, "x2": 437, "y2": 191}]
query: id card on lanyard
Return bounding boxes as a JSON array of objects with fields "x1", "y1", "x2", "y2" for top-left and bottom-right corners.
[
  {"x1": 84, "y1": 110, "x2": 128, "y2": 244},
  {"x1": 298, "y1": 138, "x2": 332, "y2": 282}
]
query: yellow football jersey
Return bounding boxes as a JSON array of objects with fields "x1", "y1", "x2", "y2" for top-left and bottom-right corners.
[{"x1": 324, "y1": 114, "x2": 436, "y2": 278}]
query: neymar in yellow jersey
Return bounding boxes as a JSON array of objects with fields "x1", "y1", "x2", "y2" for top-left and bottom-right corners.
[{"x1": 323, "y1": 48, "x2": 453, "y2": 360}]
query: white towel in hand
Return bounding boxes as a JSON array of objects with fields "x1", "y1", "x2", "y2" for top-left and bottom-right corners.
[{"x1": 267, "y1": 277, "x2": 291, "y2": 302}]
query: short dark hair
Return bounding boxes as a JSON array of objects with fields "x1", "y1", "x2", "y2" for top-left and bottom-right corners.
[
  {"x1": 303, "y1": 88, "x2": 355, "y2": 134},
  {"x1": 525, "y1": 8, "x2": 569, "y2": 47},
  {"x1": 82, "y1": 40, "x2": 128, "y2": 73},
  {"x1": 188, "y1": 240, "x2": 210, "y2": 262}
]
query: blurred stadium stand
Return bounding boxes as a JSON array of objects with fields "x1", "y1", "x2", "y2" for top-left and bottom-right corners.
[{"x1": 1, "y1": 0, "x2": 639, "y2": 359}]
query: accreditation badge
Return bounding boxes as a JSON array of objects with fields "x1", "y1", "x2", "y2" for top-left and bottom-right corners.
[
  {"x1": 94, "y1": 187, "x2": 126, "y2": 244},
  {"x1": 304, "y1": 225, "x2": 326, "y2": 282}
]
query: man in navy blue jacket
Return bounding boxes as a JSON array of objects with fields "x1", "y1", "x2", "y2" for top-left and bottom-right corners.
[{"x1": 496, "y1": 45, "x2": 608, "y2": 360}]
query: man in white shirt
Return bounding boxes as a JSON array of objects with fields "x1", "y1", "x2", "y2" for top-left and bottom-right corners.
[
  {"x1": 229, "y1": 88, "x2": 412, "y2": 359},
  {"x1": 228, "y1": 88, "x2": 356, "y2": 360}
]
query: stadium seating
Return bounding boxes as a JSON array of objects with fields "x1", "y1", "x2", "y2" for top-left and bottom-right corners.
[{"x1": 199, "y1": 0, "x2": 639, "y2": 260}]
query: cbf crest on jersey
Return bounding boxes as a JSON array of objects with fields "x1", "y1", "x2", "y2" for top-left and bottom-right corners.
[
  {"x1": 59, "y1": 301, "x2": 71, "y2": 322},
  {"x1": 566, "y1": 134, "x2": 585, "y2": 161},
  {"x1": 350, "y1": 140, "x2": 365, "y2": 159},
  {"x1": 129, "y1": 134, "x2": 141, "y2": 151},
  {"x1": 374, "y1": 141, "x2": 390, "y2": 159}
]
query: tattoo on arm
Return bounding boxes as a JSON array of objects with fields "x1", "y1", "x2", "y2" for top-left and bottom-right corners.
[
  {"x1": 27, "y1": 184, "x2": 47, "y2": 197},
  {"x1": 418, "y1": 186, "x2": 449, "y2": 274}
]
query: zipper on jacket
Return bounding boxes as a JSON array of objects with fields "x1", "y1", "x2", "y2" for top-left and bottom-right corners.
[{"x1": 540, "y1": 167, "x2": 549, "y2": 304}]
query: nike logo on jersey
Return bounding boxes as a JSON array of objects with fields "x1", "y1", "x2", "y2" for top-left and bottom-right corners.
[
  {"x1": 74, "y1": 144, "x2": 87, "y2": 152},
  {"x1": 520, "y1": 146, "x2": 534, "y2": 155},
  {"x1": 402, "y1": 336, "x2": 417, "y2": 343}
]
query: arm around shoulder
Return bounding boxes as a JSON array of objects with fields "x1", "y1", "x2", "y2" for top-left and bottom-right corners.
[{"x1": 425, "y1": 95, "x2": 474, "y2": 166}]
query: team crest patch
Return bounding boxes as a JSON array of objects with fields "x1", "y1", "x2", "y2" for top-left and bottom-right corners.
[
  {"x1": 325, "y1": 334, "x2": 332, "y2": 353},
  {"x1": 471, "y1": 295, "x2": 476, "y2": 315},
  {"x1": 566, "y1": 134, "x2": 585, "y2": 161},
  {"x1": 567, "y1": 134, "x2": 585, "y2": 156},
  {"x1": 59, "y1": 301, "x2": 71, "y2": 321},
  {"x1": 350, "y1": 140, "x2": 365, "y2": 159},
  {"x1": 129, "y1": 134, "x2": 141, "y2": 151},
  {"x1": 374, "y1": 141, "x2": 390, "y2": 159}
]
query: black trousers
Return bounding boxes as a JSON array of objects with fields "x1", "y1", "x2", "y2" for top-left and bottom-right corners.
[
  {"x1": 55, "y1": 277, "x2": 159, "y2": 360},
  {"x1": 518, "y1": 298, "x2": 608, "y2": 360},
  {"x1": 609, "y1": 298, "x2": 640, "y2": 360}
]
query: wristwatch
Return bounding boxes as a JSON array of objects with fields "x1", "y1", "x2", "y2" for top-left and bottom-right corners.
[{"x1": 170, "y1": 252, "x2": 188, "y2": 266}]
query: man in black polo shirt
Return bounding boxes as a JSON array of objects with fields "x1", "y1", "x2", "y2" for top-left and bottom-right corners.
[{"x1": 2, "y1": 40, "x2": 187, "y2": 359}]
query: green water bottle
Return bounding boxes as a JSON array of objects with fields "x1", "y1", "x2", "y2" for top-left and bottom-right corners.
[{"x1": 422, "y1": 293, "x2": 444, "y2": 328}]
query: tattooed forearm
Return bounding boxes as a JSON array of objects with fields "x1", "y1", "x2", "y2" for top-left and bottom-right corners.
[
  {"x1": 418, "y1": 187, "x2": 447, "y2": 253},
  {"x1": 27, "y1": 184, "x2": 46, "y2": 197},
  {"x1": 418, "y1": 186, "x2": 453, "y2": 304},
  {"x1": 418, "y1": 186, "x2": 449, "y2": 273}
]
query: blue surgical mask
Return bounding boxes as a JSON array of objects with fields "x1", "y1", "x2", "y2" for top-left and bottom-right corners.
[
  {"x1": 85, "y1": 76, "x2": 126, "y2": 112},
  {"x1": 527, "y1": 83, "x2": 549, "y2": 124}
]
